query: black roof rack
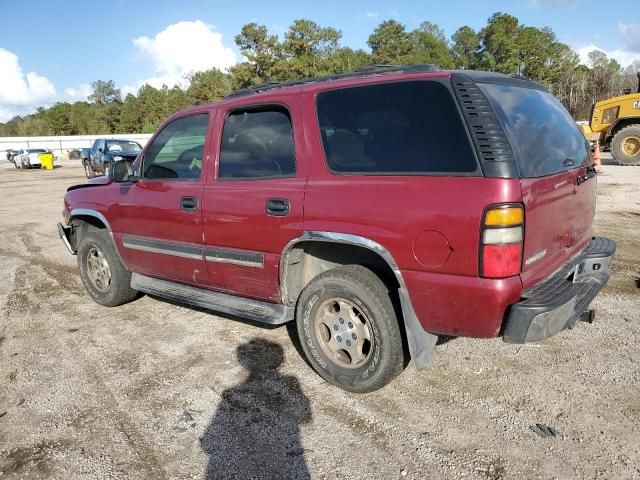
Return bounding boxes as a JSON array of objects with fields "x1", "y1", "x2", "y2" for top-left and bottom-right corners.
[{"x1": 225, "y1": 64, "x2": 441, "y2": 98}]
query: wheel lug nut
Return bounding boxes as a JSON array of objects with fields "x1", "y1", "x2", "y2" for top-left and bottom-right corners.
[
  {"x1": 346, "y1": 340, "x2": 351, "y2": 347},
  {"x1": 339, "y1": 318, "x2": 344, "y2": 324},
  {"x1": 352, "y1": 333, "x2": 357, "y2": 340},
  {"x1": 333, "y1": 324, "x2": 338, "y2": 331},
  {"x1": 348, "y1": 322, "x2": 353, "y2": 328},
  {"x1": 336, "y1": 335, "x2": 342, "y2": 342}
]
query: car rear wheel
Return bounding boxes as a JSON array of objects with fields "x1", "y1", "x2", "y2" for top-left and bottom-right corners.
[
  {"x1": 611, "y1": 125, "x2": 640, "y2": 166},
  {"x1": 77, "y1": 229, "x2": 137, "y2": 307},
  {"x1": 296, "y1": 265, "x2": 405, "y2": 393},
  {"x1": 83, "y1": 161, "x2": 95, "y2": 178}
]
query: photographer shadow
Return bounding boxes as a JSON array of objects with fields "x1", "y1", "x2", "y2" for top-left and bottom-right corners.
[{"x1": 201, "y1": 338, "x2": 312, "y2": 479}]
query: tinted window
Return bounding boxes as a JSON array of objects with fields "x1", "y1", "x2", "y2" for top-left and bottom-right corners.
[
  {"x1": 219, "y1": 107, "x2": 295, "y2": 179},
  {"x1": 143, "y1": 113, "x2": 209, "y2": 180},
  {"x1": 316, "y1": 81, "x2": 478, "y2": 174},
  {"x1": 479, "y1": 83, "x2": 589, "y2": 178}
]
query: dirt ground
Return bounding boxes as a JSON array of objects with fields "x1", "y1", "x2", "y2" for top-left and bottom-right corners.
[{"x1": 0, "y1": 156, "x2": 638, "y2": 480}]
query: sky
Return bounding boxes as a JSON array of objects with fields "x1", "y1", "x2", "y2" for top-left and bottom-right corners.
[{"x1": 0, "y1": 0, "x2": 639, "y2": 122}]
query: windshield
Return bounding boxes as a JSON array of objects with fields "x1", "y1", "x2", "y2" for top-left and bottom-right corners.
[
  {"x1": 26, "y1": 149, "x2": 46, "y2": 153},
  {"x1": 106, "y1": 140, "x2": 142, "y2": 154},
  {"x1": 478, "y1": 83, "x2": 589, "y2": 178}
]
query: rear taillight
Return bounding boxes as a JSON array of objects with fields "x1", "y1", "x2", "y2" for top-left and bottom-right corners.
[{"x1": 480, "y1": 205, "x2": 524, "y2": 278}]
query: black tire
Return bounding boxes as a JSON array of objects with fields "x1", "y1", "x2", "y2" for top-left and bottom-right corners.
[
  {"x1": 296, "y1": 265, "x2": 405, "y2": 393},
  {"x1": 83, "y1": 160, "x2": 95, "y2": 178},
  {"x1": 77, "y1": 229, "x2": 137, "y2": 307},
  {"x1": 611, "y1": 125, "x2": 640, "y2": 166}
]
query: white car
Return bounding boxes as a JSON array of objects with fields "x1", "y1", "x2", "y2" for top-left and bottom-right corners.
[{"x1": 14, "y1": 148, "x2": 49, "y2": 169}]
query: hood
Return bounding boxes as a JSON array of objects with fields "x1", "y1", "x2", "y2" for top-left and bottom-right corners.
[{"x1": 67, "y1": 176, "x2": 110, "y2": 192}]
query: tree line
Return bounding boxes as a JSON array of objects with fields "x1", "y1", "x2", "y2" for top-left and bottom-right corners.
[{"x1": 1, "y1": 12, "x2": 639, "y2": 137}]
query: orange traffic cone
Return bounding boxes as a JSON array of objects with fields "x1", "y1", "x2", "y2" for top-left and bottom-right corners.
[{"x1": 593, "y1": 140, "x2": 602, "y2": 173}]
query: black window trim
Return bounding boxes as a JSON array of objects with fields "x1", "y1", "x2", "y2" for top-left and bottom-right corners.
[
  {"x1": 314, "y1": 77, "x2": 482, "y2": 177},
  {"x1": 216, "y1": 102, "x2": 297, "y2": 182},
  {"x1": 140, "y1": 111, "x2": 211, "y2": 183}
]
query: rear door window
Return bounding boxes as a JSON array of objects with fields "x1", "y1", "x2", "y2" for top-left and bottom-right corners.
[
  {"x1": 478, "y1": 83, "x2": 589, "y2": 178},
  {"x1": 218, "y1": 106, "x2": 295, "y2": 180},
  {"x1": 316, "y1": 80, "x2": 478, "y2": 175}
]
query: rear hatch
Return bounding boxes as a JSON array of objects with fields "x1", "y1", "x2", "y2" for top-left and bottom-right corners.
[{"x1": 479, "y1": 83, "x2": 595, "y2": 289}]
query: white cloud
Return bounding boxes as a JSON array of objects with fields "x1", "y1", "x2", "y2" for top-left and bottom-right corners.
[
  {"x1": 0, "y1": 48, "x2": 96, "y2": 121},
  {"x1": 0, "y1": 48, "x2": 57, "y2": 120},
  {"x1": 64, "y1": 83, "x2": 92, "y2": 102},
  {"x1": 365, "y1": 11, "x2": 378, "y2": 19},
  {"x1": 619, "y1": 23, "x2": 640, "y2": 52},
  {"x1": 131, "y1": 20, "x2": 237, "y2": 90},
  {"x1": 575, "y1": 44, "x2": 640, "y2": 69}
]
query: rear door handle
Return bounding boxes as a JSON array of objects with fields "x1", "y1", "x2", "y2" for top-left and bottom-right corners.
[
  {"x1": 180, "y1": 196, "x2": 198, "y2": 211},
  {"x1": 265, "y1": 198, "x2": 290, "y2": 216}
]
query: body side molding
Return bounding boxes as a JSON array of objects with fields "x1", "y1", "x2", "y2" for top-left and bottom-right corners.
[
  {"x1": 279, "y1": 231, "x2": 438, "y2": 369},
  {"x1": 122, "y1": 235, "x2": 204, "y2": 260}
]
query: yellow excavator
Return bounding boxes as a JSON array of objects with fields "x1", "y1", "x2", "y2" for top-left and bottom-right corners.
[{"x1": 581, "y1": 72, "x2": 640, "y2": 165}]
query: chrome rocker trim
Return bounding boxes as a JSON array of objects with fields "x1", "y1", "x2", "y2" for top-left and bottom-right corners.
[{"x1": 131, "y1": 273, "x2": 293, "y2": 325}]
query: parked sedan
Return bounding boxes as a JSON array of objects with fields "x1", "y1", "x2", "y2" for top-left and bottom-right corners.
[{"x1": 14, "y1": 148, "x2": 50, "y2": 169}]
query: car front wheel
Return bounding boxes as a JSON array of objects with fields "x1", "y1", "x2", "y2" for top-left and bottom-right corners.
[
  {"x1": 83, "y1": 161, "x2": 95, "y2": 178},
  {"x1": 296, "y1": 265, "x2": 405, "y2": 393},
  {"x1": 77, "y1": 229, "x2": 137, "y2": 307}
]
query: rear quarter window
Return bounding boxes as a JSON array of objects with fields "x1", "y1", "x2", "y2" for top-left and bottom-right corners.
[
  {"x1": 478, "y1": 83, "x2": 589, "y2": 178},
  {"x1": 316, "y1": 80, "x2": 479, "y2": 175}
]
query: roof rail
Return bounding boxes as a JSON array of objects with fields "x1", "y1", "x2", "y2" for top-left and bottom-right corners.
[{"x1": 225, "y1": 64, "x2": 440, "y2": 98}]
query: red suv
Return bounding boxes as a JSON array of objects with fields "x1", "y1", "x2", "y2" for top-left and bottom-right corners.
[{"x1": 58, "y1": 65, "x2": 615, "y2": 392}]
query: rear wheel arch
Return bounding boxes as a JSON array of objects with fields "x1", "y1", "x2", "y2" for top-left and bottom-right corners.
[{"x1": 280, "y1": 232, "x2": 438, "y2": 369}]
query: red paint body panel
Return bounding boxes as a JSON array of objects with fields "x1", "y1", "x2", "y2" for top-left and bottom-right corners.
[
  {"x1": 200, "y1": 91, "x2": 307, "y2": 301},
  {"x1": 402, "y1": 269, "x2": 522, "y2": 337},
  {"x1": 108, "y1": 181, "x2": 207, "y2": 284},
  {"x1": 519, "y1": 167, "x2": 596, "y2": 289}
]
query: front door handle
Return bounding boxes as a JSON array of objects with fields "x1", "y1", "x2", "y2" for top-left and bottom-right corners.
[
  {"x1": 265, "y1": 198, "x2": 290, "y2": 216},
  {"x1": 180, "y1": 196, "x2": 198, "y2": 211}
]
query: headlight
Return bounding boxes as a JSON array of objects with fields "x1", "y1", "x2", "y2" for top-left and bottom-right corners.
[{"x1": 113, "y1": 156, "x2": 123, "y2": 161}]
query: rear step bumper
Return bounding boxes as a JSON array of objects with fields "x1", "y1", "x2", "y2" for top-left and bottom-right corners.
[{"x1": 503, "y1": 237, "x2": 616, "y2": 343}]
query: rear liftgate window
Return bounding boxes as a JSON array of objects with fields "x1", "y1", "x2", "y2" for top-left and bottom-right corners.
[
  {"x1": 316, "y1": 81, "x2": 478, "y2": 174},
  {"x1": 478, "y1": 83, "x2": 589, "y2": 178}
]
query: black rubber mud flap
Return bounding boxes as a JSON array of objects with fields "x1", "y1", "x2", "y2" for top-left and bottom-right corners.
[{"x1": 399, "y1": 288, "x2": 437, "y2": 369}]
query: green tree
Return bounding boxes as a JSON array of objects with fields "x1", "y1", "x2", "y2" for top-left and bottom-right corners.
[
  {"x1": 451, "y1": 26, "x2": 480, "y2": 69},
  {"x1": 233, "y1": 23, "x2": 282, "y2": 84},
  {"x1": 45, "y1": 102, "x2": 75, "y2": 135},
  {"x1": 88, "y1": 80, "x2": 121, "y2": 104},
  {"x1": 328, "y1": 47, "x2": 371, "y2": 73},
  {"x1": 187, "y1": 69, "x2": 232, "y2": 103},
  {"x1": 479, "y1": 12, "x2": 521, "y2": 73},
  {"x1": 408, "y1": 21, "x2": 454, "y2": 68},
  {"x1": 367, "y1": 20, "x2": 413, "y2": 64}
]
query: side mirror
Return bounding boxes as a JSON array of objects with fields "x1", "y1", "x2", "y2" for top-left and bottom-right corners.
[{"x1": 112, "y1": 159, "x2": 138, "y2": 183}]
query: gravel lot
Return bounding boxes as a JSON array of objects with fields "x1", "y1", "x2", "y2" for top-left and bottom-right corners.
[{"x1": 0, "y1": 157, "x2": 638, "y2": 480}]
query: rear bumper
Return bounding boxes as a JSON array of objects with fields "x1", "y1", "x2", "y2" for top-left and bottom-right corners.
[{"x1": 503, "y1": 237, "x2": 615, "y2": 343}]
